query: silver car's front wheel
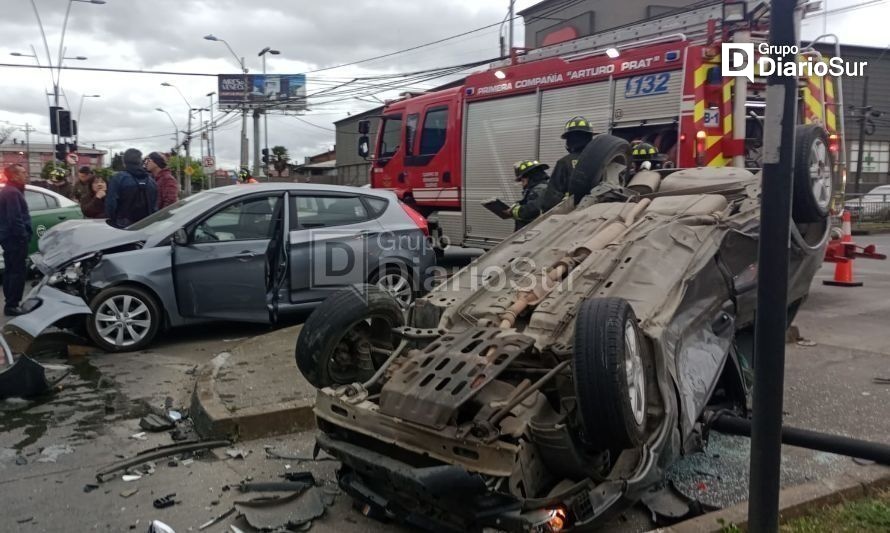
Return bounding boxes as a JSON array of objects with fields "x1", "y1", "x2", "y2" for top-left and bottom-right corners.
[
  {"x1": 372, "y1": 267, "x2": 413, "y2": 308},
  {"x1": 87, "y1": 286, "x2": 161, "y2": 352},
  {"x1": 624, "y1": 321, "x2": 646, "y2": 426}
]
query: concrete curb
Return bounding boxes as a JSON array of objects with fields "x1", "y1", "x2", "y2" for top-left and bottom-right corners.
[
  {"x1": 190, "y1": 342, "x2": 317, "y2": 442},
  {"x1": 657, "y1": 465, "x2": 890, "y2": 532}
]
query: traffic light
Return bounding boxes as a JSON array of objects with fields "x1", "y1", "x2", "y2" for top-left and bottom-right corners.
[
  {"x1": 261, "y1": 148, "x2": 270, "y2": 165},
  {"x1": 58, "y1": 110, "x2": 73, "y2": 137},
  {"x1": 55, "y1": 143, "x2": 67, "y2": 162},
  {"x1": 49, "y1": 106, "x2": 62, "y2": 135}
]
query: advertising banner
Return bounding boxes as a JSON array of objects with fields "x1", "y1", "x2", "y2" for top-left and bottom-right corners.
[{"x1": 218, "y1": 74, "x2": 307, "y2": 110}]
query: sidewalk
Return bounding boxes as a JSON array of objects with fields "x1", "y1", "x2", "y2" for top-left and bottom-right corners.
[{"x1": 190, "y1": 324, "x2": 318, "y2": 440}]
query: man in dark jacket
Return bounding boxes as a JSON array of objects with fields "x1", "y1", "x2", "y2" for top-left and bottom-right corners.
[
  {"x1": 508, "y1": 160, "x2": 551, "y2": 231},
  {"x1": 72, "y1": 166, "x2": 106, "y2": 218},
  {"x1": 106, "y1": 148, "x2": 158, "y2": 228},
  {"x1": 145, "y1": 152, "x2": 179, "y2": 209},
  {"x1": 0, "y1": 164, "x2": 32, "y2": 316}
]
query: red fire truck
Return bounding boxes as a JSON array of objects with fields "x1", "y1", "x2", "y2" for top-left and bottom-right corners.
[{"x1": 359, "y1": 1, "x2": 844, "y2": 249}]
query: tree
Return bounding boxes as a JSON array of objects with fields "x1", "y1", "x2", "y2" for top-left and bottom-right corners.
[
  {"x1": 271, "y1": 145, "x2": 290, "y2": 173},
  {"x1": 110, "y1": 152, "x2": 125, "y2": 171},
  {"x1": 40, "y1": 161, "x2": 69, "y2": 181},
  {"x1": 0, "y1": 126, "x2": 16, "y2": 145},
  {"x1": 167, "y1": 155, "x2": 206, "y2": 192},
  {"x1": 94, "y1": 167, "x2": 114, "y2": 180}
]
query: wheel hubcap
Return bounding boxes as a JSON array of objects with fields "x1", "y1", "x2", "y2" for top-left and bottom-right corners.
[
  {"x1": 95, "y1": 295, "x2": 151, "y2": 348},
  {"x1": 376, "y1": 273, "x2": 412, "y2": 308},
  {"x1": 624, "y1": 321, "x2": 646, "y2": 426},
  {"x1": 810, "y1": 139, "x2": 832, "y2": 210}
]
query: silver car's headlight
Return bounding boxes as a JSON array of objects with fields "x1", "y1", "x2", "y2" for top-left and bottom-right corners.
[{"x1": 49, "y1": 262, "x2": 83, "y2": 285}]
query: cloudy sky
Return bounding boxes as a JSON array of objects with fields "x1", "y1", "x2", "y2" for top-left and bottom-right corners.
[{"x1": 1, "y1": 0, "x2": 887, "y2": 171}]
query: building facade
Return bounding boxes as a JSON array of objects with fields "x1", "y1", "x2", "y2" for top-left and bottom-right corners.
[
  {"x1": 0, "y1": 141, "x2": 106, "y2": 176},
  {"x1": 518, "y1": 0, "x2": 699, "y2": 49},
  {"x1": 334, "y1": 107, "x2": 382, "y2": 187}
]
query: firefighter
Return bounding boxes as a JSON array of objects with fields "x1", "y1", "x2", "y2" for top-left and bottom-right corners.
[
  {"x1": 629, "y1": 141, "x2": 664, "y2": 175},
  {"x1": 238, "y1": 167, "x2": 258, "y2": 184},
  {"x1": 508, "y1": 160, "x2": 551, "y2": 231},
  {"x1": 550, "y1": 116, "x2": 595, "y2": 196}
]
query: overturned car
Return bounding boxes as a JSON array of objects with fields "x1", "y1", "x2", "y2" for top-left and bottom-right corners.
[{"x1": 295, "y1": 126, "x2": 833, "y2": 531}]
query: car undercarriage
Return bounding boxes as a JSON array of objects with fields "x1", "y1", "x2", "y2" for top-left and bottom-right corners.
[{"x1": 297, "y1": 131, "x2": 832, "y2": 531}]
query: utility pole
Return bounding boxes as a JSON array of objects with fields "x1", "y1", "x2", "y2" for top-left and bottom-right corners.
[
  {"x1": 242, "y1": 57, "x2": 249, "y2": 172},
  {"x1": 185, "y1": 110, "x2": 193, "y2": 196},
  {"x1": 508, "y1": 0, "x2": 515, "y2": 57},
  {"x1": 23, "y1": 123, "x2": 34, "y2": 176},
  {"x1": 747, "y1": 0, "x2": 798, "y2": 530},
  {"x1": 207, "y1": 92, "x2": 216, "y2": 188},
  {"x1": 253, "y1": 110, "x2": 262, "y2": 177},
  {"x1": 853, "y1": 76, "x2": 869, "y2": 194}
]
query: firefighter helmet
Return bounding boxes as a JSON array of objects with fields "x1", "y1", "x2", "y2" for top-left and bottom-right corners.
[
  {"x1": 631, "y1": 142, "x2": 659, "y2": 161},
  {"x1": 513, "y1": 160, "x2": 549, "y2": 181},
  {"x1": 238, "y1": 167, "x2": 250, "y2": 180},
  {"x1": 560, "y1": 116, "x2": 594, "y2": 138}
]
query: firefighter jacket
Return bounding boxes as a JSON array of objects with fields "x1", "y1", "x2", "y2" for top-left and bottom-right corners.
[{"x1": 511, "y1": 176, "x2": 550, "y2": 231}]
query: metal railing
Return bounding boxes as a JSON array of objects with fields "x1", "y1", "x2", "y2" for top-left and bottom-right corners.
[{"x1": 843, "y1": 193, "x2": 890, "y2": 231}]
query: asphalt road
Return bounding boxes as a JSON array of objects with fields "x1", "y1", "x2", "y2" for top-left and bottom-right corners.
[{"x1": 1, "y1": 240, "x2": 888, "y2": 532}]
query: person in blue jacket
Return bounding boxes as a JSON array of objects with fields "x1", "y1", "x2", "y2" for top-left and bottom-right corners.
[
  {"x1": 106, "y1": 148, "x2": 158, "y2": 228},
  {"x1": 0, "y1": 164, "x2": 32, "y2": 316}
]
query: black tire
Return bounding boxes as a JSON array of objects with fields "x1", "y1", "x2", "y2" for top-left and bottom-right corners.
[
  {"x1": 568, "y1": 134, "x2": 630, "y2": 203},
  {"x1": 86, "y1": 285, "x2": 162, "y2": 353},
  {"x1": 792, "y1": 124, "x2": 834, "y2": 223},
  {"x1": 296, "y1": 285, "x2": 405, "y2": 388},
  {"x1": 573, "y1": 297, "x2": 650, "y2": 451}
]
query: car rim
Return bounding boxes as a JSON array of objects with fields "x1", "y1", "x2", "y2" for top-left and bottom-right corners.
[
  {"x1": 809, "y1": 138, "x2": 832, "y2": 210},
  {"x1": 376, "y1": 273, "x2": 412, "y2": 308},
  {"x1": 95, "y1": 295, "x2": 151, "y2": 348},
  {"x1": 624, "y1": 321, "x2": 646, "y2": 426}
]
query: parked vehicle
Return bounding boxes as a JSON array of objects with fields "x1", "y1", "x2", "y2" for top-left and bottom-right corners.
[
  {"x1": 360, "y1": 1, "x2": 842, "y2": 250},
  {"x1": 0, "y1": 184, "x2": 83, "y2": 271},
  {"x1": 845, "y1": 185, "x2": 890, "y2": 221},
  {"x1": 297, "y1": 121, "x2": 832, "y2": 531},
  {"x1": 21, "y1": 184, "x2": 434, "y2": 352}
]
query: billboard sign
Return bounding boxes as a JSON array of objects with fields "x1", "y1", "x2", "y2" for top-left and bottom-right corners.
[{"x1": 218, "y1": 74, "x2": 307, "y2": 110}]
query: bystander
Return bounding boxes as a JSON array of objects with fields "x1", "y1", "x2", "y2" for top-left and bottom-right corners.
[{"x1": 0, "y1": 164, "x2": 32, "y2": 316}]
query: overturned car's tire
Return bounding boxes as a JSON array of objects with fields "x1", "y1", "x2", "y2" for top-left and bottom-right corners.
[
  {"x1": 296, "y1": 285, "x2": 404, "y2": 388},
  {"x1": 86, "y1": 285, "x2": 162, "y2": 353},
  {"x1": 573, "y1": 297, "x2": 650, "y2": 451},
  {"x1": 792, "y1": 124, "x2": 833, "y2": 223},
  {"x1": 568, "y1": 134, "x2": 630, "y2": 204}
]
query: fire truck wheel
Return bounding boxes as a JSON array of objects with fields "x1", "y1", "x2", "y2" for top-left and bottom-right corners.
[
  {"x1": 569, "y1": 135, "x2": 630, "y2": 203},
  {"x1": 792, "y1": 124, "x2": 833, "y2": 223},
  {"x1": 573, "y1": 297, "x2": 654, "y2": 452},
  {"x1": 295, "y1": 284, "x2": 404, "y2": 388}
]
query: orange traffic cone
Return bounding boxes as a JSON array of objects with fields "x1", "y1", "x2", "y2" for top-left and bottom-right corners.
[
  {"x1": 824, "y1": 210, "x2": 863, "y2": 287},
  {"x1": 840, "y1": 210, "x2": 853, "y2": 243}
]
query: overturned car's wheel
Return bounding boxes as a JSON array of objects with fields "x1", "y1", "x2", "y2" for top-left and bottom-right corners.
[
  {"x1": 86, "y1": 286, "x2": 162, "y2": 353},
  {"x1": 568, "y1": 134, "x2": 630, "y2": 204},
  {"x1": 296, "y1": 285, "x2": 404, "y2": 388},
  {"x1": 573, "y1": 297, "x2": 651, "y2": 451},
  {"x1": 792, "y1": 124, "x2": 834, "y2": 223}
]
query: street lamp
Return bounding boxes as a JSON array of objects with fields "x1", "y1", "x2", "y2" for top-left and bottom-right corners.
[
  {"x1": 206, "y1": 92, "x2": 217, "y2": 177},
  {"x1": 161, "y1": 82, "x2": 195, "y2": 194},
  {"x1": 28, "y1": 0, "x2": 104, "y2": 151},
  {"x1": 76, "y1": 93, "x2": 100, "y2": 144},
  {"x1": 258, "y1": 46, "x2": 280, "y2": 178},
  {"x1": 204, "y1": 33, "x2": 249, "y2": 171},
  {"x1": 157, "y1": 107, "x2": 182, "y2": 186}
]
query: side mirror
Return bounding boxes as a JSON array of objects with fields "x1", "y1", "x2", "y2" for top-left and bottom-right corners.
[
  {"x1": 358, "y1": 120, "x2": 370, "y2": 135},
  {"x1": 358, "y1": 135, "x2": 370, "y2": 159},
  {"x1": 172, "y1": 228, "x2": 188, "y2": 246}
]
